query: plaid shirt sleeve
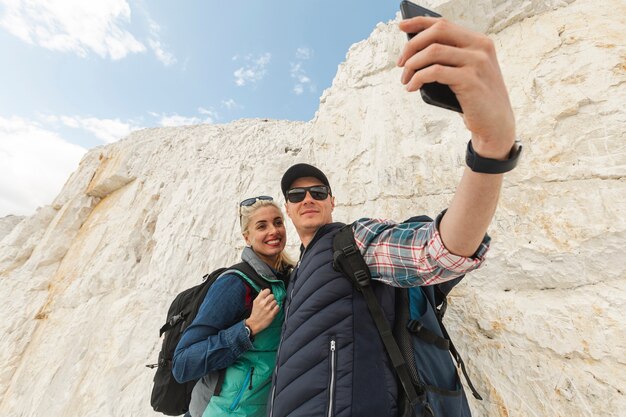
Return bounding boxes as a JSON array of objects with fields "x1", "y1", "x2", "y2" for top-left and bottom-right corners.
[{"x1": 352, "y1": 211, "x2": 490, "y2": 287}]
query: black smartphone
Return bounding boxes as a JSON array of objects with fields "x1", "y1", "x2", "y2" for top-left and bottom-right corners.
[{"x1": 399, "y1": 1, "x2": 463, "y2": 113}]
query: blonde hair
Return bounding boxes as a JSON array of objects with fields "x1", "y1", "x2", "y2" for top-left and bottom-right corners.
[{"x1": 239, "y1": 199, "x2": 295, "y2": 272}]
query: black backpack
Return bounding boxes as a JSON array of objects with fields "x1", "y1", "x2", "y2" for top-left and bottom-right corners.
[
  {"x1": 332, "y1": 217, "x2": 482, "y2": 417},
  {"x1": 147, "y1": 262, "x2": 270, "y2": 416}
]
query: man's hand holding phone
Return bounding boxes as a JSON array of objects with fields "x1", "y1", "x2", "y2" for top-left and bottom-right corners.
[{"x1": 397, "y1": 2, "x2": 516, "y2": 160}]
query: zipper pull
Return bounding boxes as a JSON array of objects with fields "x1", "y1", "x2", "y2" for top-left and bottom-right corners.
[
  {"x1": 249, "y1": 367, "x2": 254, "y2": 390},
  {"x1": 330, "y1": 340, "x2": 336, "y2": 351}
]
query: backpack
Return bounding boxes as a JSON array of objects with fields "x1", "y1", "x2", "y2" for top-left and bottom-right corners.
[
  {"x1": 332, "y1": 217, "x2": 482, "y2": 417},
  {"x1": 147, "y1": 262, "x2": 270, "y2": 416}
]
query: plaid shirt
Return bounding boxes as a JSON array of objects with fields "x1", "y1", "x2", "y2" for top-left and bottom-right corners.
[{"x1": 352, "y1": 212, "x2": 490, "y2": 288}]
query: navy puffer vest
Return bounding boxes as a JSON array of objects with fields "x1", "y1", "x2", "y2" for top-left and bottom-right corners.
[{"x1": 269, "y1": 223, "x2": 398, "y2": 417}]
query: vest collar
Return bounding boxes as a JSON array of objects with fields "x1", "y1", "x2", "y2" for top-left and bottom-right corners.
[{"x1": 299, "y1": 222, "x2": 345, "y2": 256}]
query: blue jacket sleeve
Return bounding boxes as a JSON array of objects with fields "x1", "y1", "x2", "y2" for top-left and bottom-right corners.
[{"x1": 172, "y1": 273, "x2": 254, "y2": 383}]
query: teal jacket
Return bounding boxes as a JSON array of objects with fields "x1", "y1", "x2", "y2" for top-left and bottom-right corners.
[
  {"x1": 173, "y1": 247, "x2": 288, "y2": 417},
  {"x1": 202, "y1": 267, "x2": 286, "y2": 416}
]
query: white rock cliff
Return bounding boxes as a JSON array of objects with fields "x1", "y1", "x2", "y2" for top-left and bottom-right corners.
[{"x1": 1, "y1": 0, "x2": 624, "y2": 416}]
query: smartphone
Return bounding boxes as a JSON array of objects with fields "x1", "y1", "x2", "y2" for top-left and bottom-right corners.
[{"x1": 399, "y1": 1, "x2": 463, "y2": 113}]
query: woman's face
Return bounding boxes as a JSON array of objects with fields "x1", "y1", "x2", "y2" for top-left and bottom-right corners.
[{"x1": 244, "y1": 205, "x2": 287, "y2": 266}]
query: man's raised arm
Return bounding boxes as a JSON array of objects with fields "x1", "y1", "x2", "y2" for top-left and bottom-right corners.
[{"x1": 397, "y1": 16, "x2": 519, "y2": 257}]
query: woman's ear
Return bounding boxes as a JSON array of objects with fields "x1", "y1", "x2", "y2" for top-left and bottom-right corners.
[{"x1": 243, "y1": 233, "x2": 251, "y2": 246}]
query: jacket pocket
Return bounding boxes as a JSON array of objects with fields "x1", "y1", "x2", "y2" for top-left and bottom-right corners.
[
  {"x1": 411, "y1": 384, "x2": 469, "y2": 417},
  {"x1": 229, "y1": 367, "x2": 253, "y2": 411},
  {"x1": 326, "y1": 338, "x2": 337, "y2": 417}
]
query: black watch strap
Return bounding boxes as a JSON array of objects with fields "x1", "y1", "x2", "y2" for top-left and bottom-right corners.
[{"x1": 465, "y1": 140, "x2": 522, "y2": 174}]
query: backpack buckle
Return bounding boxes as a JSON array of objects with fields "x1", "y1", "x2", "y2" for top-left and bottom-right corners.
[
  {"x1": 168, "y1": 313, "x2": 184, "y2": 327},
  {"x1": 407, "y1": 320, "x2": 423, "y2": 332},
  {"x1": 342, "y1": 244, "x2": 357, "y2": 256},
  {"x1": 353, "y1": 270, "x2": 370, "y2": 288}
]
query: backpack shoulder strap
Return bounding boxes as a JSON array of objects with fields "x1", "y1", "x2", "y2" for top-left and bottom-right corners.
[
  {"x1": 228, "y1": 262, "x2": 272, "y2": 293},
  {"x1": 332, "y1": 225, "x2": 421, "y2": 408},
  {"x1": 157, "y1": 267, "x2": 228, "y2": 337}
]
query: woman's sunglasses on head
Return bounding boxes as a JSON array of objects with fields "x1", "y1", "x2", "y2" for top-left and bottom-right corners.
[
  {"x1": 286, "y1": 185, "x2": 330, "y2": 203},
  {"x1": 239, "y1": 196, "x2": 274, "y2": 224},
  {"x1": 240, "y1": 195, "x2": 274, "y2": 207}
]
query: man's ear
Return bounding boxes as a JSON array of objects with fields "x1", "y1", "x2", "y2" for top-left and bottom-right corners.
[
  {"x1": 284, "y1": 202, "x2": 293, "y2": 219},
  {"x1": 331, "y1": 196, "x2": 336, "y2": 210}
]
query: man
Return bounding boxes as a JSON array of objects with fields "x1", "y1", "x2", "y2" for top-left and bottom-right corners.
[{"x1": 268, "y1": 16, "x2": 521, "y2": 417}]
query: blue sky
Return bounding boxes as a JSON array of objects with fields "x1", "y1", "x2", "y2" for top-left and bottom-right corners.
[{"x1": 0, "y1": 0, "x2": 399, "y2": 217}]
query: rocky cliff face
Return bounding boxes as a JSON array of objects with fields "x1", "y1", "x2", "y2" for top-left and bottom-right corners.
[{"x1": 1, "y1": 0, "x2": 624, "y2": 416}]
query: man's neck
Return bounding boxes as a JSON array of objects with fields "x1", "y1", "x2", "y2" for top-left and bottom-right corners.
[
  {"x1": 299, "y1": 231, "x2": 316, "y2": 249},
  {"x1": 298, "y1": 224, "x2": 325, "y2": 249},
  {"x1": 298, "y1": 221, "x2": 334, "y2": 249}
]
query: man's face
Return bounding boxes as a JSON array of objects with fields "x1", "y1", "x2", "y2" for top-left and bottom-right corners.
[{"x1": 284, "y1": 176, "x2": 335, "y2": 235}]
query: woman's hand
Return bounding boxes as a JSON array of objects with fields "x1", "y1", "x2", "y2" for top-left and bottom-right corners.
[{"x1": 244, "y1": 289, "x2": 279, "y2": 336}]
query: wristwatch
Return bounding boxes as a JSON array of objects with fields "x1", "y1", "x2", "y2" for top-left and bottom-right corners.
[
  {"x1": 465, "y1": 140, "x2": 522, "y2": 174},
  {"x1": 244, "y1": 322, "x2": 254, "y2": 342}
]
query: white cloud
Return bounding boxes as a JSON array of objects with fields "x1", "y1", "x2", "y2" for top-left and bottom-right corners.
[
  {"x1": 295, "y1": 47, "x2": 312, "y2": 60},
  {"x1": 38, "y1": 112, "x2": 141, "y2": 143},
  {"x1": 159, "y1": 114, "x2": 201, "y2": 127},
  {"x1": 290, "y1": 61, "x2": 316, "y2": 96},
  {"x1": 58, "y1": 115, "x2": 140, "y2": 143},
  {"x1": 39, "y1": 114, "x2": 59, "y2": 124},
  {"x1": 147, "y1": 19, "x2": 176, "y2": 66},
  {"x1": 221, "y1": 99, "x2": 241, "y2": 110},
  {"x1": 0, "y1": 116, "x2": 86, "y2": 216},
  {"x1": 0, "y1": 0, "x2": 146, "y2": 60},
  {"x1": 60, "y1": 115, "x2": 80, "y2": 128},
  {"x1": 233, "y1": 53, "x2": 271, "y2": 86},
  {"x1": 154, "y1": 111, "x2": 216, "y2": 127},
  {"x1": 197, "y1": 107, "x2": 218, "y2": 123},
  {"x1": 149, "y1": 38, "x2": 176, "y2": 66}
]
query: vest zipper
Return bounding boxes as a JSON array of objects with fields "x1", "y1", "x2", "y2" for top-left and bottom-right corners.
[
  {"x1": 327, "y1": 338, "x2": 337, "y2": 417},
  {"x1": 229, "y1": 367, "x2": 252, "y2": 411},
  {"x1": 249, "y1": 366, "x2": 254, "y2": 390},
  {"x1": 269, "y1": 385, "x2": 277, "y2": 417}
]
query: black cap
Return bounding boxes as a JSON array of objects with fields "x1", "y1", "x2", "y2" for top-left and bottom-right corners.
[{"x1": 281, "y1": 163, "x2": 331, "y2": 197}]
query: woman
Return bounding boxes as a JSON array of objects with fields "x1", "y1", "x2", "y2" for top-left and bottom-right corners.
[{"x1": 172, "y1": 196, "x2": 294, "y2": 417}]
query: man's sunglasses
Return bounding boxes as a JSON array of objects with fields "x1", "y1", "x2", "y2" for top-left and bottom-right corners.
[
  {"x1": 240, "y1": 195, "x2": 273, "y2": 207},
  {"x1": 286, "y1": 185, "x2": 330, "y2": 203}
]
